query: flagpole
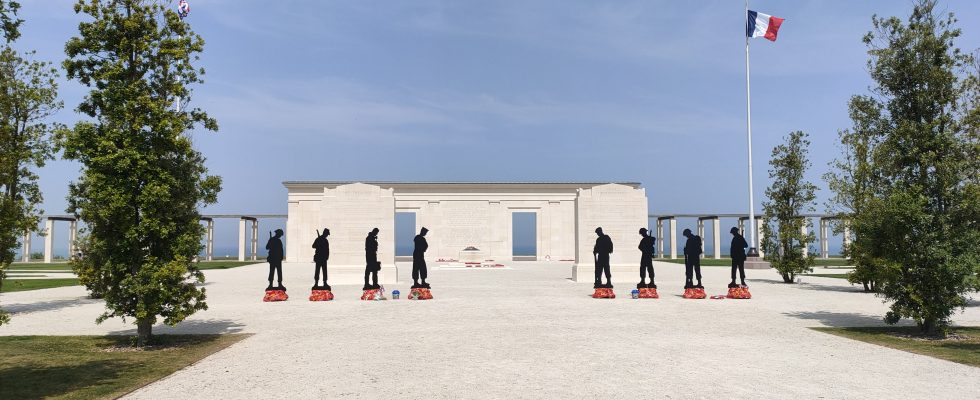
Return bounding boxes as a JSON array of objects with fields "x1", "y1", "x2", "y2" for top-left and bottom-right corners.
[{"x1": 744, "y1": 0, "x2": 759, "y2": 256}]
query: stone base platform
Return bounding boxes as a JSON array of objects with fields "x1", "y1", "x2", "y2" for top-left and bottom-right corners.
[
  {"x1": 638, "y1": 288, "x2": 659, "y2": 298},
  {"x1": 592, "y1": 288, "x2": 616, "y2": 299},
  {"x1": 263, "y1": 289, "x2": 288, "y2": 302},
  {"x1": 408, "y1": 288, "x2": 433, "y2": 300},
  {"x1": 682, "y1": 287, "x2": 706, "y2": 299},
  {"x1": 727, "y1": 286, "x2": 752, "y2": 299},
  {"x1": 309, "y1": 290, "x2": 334, "y2": 301},
  {"x1": 361, "y1": 289, "x2": 387, "y2": 301},
  {"x1": 745, "y1": 256, "x2": 771, "y2": 269}
]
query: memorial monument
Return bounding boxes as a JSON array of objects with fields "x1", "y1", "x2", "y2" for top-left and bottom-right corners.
[
  {"x1": 282, "y1": 181, "x2": 649, "y2": 284},
  {"x1": 410, "y1": 227, "x2": 433, "y2": 300}
]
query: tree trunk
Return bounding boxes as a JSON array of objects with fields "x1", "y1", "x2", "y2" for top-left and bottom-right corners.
[
  {"x1": 863, "y1": 281, "x2": 871, "y2": 292},
  {"x1": 781, "y1": 272, "x2": 793, "y2": 283},
  {"x1": 921, "y1": 318, "x2": 942, "y2": 338},
  {"x1": 137, "y1": 318, "x2": 153, "y2": 347}
]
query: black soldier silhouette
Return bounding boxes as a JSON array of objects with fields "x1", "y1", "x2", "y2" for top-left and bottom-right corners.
[
  {"x1": 682, "y1": 228, "x2": 703, "y2": 288},
  {"x1": 412, "y1": 227, "x2": 430, "y2": 288},
  {"x1": 364, "y1": 228, "x2": 380, "y2": 290},
  {"x1": 637, "y1": 228, "x2": 657, "y2": 288},
  {"x1": 593, "y1": 227, "x2": 614, "y2": 288},
  {"x1": 312, "y1": 228, "x2": 330, "y2": 290},
  {"x1": 265, "y1": 229, "x2": 285, "y2": 290},
  {"x1": 729, "y1": 227, "x2": 749, "y2": 287}
]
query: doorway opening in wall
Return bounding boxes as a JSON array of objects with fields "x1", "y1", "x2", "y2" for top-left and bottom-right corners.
[
  {"x1": 512, "y1": 212, "x2": 537, "y2": 261},
  {"x1": 395, "y1": 212, "x2": 416, "y2": 261}
]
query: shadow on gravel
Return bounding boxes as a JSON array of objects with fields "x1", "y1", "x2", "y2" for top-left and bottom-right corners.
[
  {"x1": 783, "y1": 311, "x2": 897, "y2": 327},
  {"x1": 6, "y1": 297, "x2": 100, "y2": 315},
  {"x1": 749, "y1": 278, "x2": 867, "y2": 293},
  {"x1": 109, "y1": 318, "x2": 246, "y2": 335}
]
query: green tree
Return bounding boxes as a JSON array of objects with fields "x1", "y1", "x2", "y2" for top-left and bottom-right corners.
[
  {"x1": 0, "y1": 1, "x2": 20, "y2": 43},
  {"x1": 0, "y1": 0, "x2": 61, "y2": 325},
  {"x1": 761, "y1": 131, "x2": 817, "y2": 283},
  {"x1": 851, "y1": 0, "x2": 980, "y2": 336},
  {"x1": 60, "y1": 0, "x2": 221, "y2": 346},
  {"x1": 824, "y1": 100, "x2": 892, "y2": 292}
]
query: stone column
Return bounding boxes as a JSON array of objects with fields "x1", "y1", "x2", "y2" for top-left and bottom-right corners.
[
  {"x1": 819, "y1": 218, "x2": 829, "y2": 258},
  {"x1": 842, "y1": 220, "x2": 852, "y2": 250},
  {"x1": 44, "y1": 218, "x2": 54, "y2": 263},
  {"x1": 800, "y1": 218, "x2": 809, "y2": 257},
  {"x1": 737, "y1": 218, "x2": 745, "y2": 235},
  {"x1": 669, "y1": 217, "x2": 677, "y2": 259},
  {"x1": 251, "y1": 219, "x2": 259, "y2": 261},
  {"x1": 68, "y1": 219, "x2": 78, "y2": 259},
  {"x1": 238, "y1": 218, "x2": 246, "y2": 261},
  {"x1": 712, "y1": 217, "x2": 721, "y2": 259},
  {"x1": 754, "y1": 216, "x2": 765, "y2": 258},
  {"x1": 206, "y1": 219, "x2": 214, "y2": 261},
  {"x1": 696, "y1": 219, "x2": 705, "y2": 259},
  {"x1": 656, "y1": 219, "x2": 664, "y2": 258},
  {"x1": 21, "y1": 230, "x2": 31, "y2": 262}
]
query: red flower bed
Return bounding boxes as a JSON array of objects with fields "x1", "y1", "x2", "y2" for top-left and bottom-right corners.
[
  {"x1": 726, "y1": 286, "x2": 752, "y2": 299},
  {"x1": 592, "y1": 288, "x2": 616, "y2": 299},
  {"x1": 682, "y1": 288, "x2": 706, "y2": 299},
  {"x1": 408, "y1": 288, "x2": 433, "y2": 300},
  {"x1": 361, "y1": 289, "x2": 386, "y2": 300},
  {"x1": 263, "y1": 290, "x2": 288, "y2": 302},
  {"x1": 309, "y1": 290, "x2": 334, "y2": 301},
  {"x1": 638, "y1": 288, "x2": 659, "y2": 298}
]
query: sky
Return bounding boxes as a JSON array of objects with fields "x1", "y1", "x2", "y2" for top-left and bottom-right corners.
[{"x1": 12, "y1": 0, "x2": 980, "y2": 257}]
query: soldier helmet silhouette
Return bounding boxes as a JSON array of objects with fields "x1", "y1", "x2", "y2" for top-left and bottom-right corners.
[
  {"x1": 420, "y1": 227, "x2": 428, "y2": 235},
  {"x1": 639, "y1": 228, "x2": 648, "y2": 236},
  {"x1": 682, "y1": 228, "x2": 692, "y2": 236},
  {"x1": 730, "y1": 227, "x2": 740, "y2": 234},
  {"x1": 274, "y1": 229, "x2": 283, "y2": 237},
  {"x1": 371, "y1": 228, "x2": 379, "y2": 235},
  {"x1": 595, "y1": 227, "x2": 603, "y2": 235}
]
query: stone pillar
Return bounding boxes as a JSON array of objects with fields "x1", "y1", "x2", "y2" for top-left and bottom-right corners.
[
  {"x1": 842, "y1": 220, "x2": 852, "y2": 250},
  {"x1": 696, "y1": 218, "x2": 705, "y2": 259},
  {"x1": 669, "y1": 217, "x2": 677, "y2": 259},
  {"x1": 206, "y1": 220, "x2": 214, "y2": 261},
  {"x1": 819, "y1": 218, "x2": 829, "y2": 259},
  {"x1": 21, "y1": 230, "x2": 31, "y2": 262},
  {"x1": 656, "y1": 219, "x2": 664, "y2": 258},
  {"x1": 44, "y1": 218, "x2": 54, "y2": 263},
  {"x1": 68, "y1": 220, "x2": 78, "y2": 259},
  {"x1": 754, "y1": 216, "x2": 765, "y2": 258},
  {"x1": 251, "y1": 219, "x2": 259, "y2": 261},
  {"x1": 737, "y1": 218, "x2": 745, "y2": 234},
  {"x1": 712, "y1": 217, "x2": 721, "y2": 259},
  {"x1": 800, "y1": 218, "x2": 809, "y2": 258},
  {"x1": 238, "y1": 218, "x2": 246, "y2": 261}
]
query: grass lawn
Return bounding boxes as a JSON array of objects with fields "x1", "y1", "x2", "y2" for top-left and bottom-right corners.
[
  {"x1": 1, "y1": 278, "x2": 81, "y2": 293},
  {"x1": 7, "y1": 262, "x2": 73, "y2": 271},
  {"x1": 0, "y1": 334, "x2": 248, "y2": 399},
  {"x1": 197, "y1": 260, "x2": 263, "y2": 270},
  {"x1": 813, "y1": 326, "x2": 980, "y2": 368},
  {"x1": 657, "y1": 257, "x2": 852, "y2": 267}
]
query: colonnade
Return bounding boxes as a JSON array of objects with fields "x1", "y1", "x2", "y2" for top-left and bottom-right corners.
[{"x1": 649, "y1": 213, "x2": 849, "y2": 259}]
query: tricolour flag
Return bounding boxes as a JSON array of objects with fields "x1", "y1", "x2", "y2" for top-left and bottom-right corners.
[{"x1": 746, "y1": 10, "x2": 784, "y2": 42}]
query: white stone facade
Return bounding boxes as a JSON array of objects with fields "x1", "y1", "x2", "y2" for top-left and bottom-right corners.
[{"x1": 284, "y1": 182, "x2": 648, "y2": 283}]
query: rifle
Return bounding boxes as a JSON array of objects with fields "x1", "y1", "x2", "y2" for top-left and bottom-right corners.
[{"x1": 316, "y1": 229, "x2": 321, "y2": 237}]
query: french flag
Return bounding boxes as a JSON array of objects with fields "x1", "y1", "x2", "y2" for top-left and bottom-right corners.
[{"x1": 746, "y1": 10, "x2": 784, "y2": 42}]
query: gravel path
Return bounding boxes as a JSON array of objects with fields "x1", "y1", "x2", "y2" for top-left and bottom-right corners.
[{"x1": 2, "y1": 261, "x2": 979, "y2": 399}]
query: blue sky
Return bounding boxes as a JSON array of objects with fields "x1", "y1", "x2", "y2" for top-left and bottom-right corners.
[{"x1": 13, "y1": 1, "x2": 980, "y2": 256}]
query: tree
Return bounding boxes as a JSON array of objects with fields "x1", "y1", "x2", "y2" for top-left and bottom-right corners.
[
  {"x1": 824, "y1": 100, "x2": 892, "y2": 292},
  {"x1": 761, "y1": 131, "x2": 817, "y2": 283},
  {"x1": 0, "y1": 0, "x2": 61, "y2": 325},
  {"x1": 0, "y1": 1, "x2": 20, "y2": 43},
  {"x1": 60, "y1": 0, "x2": 221, "y2": 346},
  {"x1": 849, "y1": 0, "x2": 980, "y2": 337}
]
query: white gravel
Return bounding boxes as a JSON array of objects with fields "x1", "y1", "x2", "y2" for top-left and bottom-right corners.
[{"x1": 2, "y1": 261, "x2": 979, "y2": 399}]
